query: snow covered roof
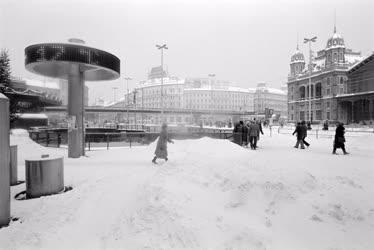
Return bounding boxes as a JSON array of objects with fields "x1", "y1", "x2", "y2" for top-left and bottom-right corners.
[
  {"x1": 140, "y1": 77, "x2": 185, "y2": 87},
  {"x1": 16, "y1": 113, "x2": 48, "y2": 119},
  {"x1": 25, "y1": 78, "x2": 60, "y2": 89},
  {"x1": 184, "y1": 86, "x2": 255, "y2": 93},
  {"x1": 347, "y1": 53, "x2": 371, "y2": 72},
  {"x1": 345, "y1": 54, "x2": 363, "y2": 65},
  {"x1": 266, "y1": 88, "x2": 286, "y2": 95}
]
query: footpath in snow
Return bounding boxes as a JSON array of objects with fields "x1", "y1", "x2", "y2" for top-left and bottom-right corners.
[{"x1": 0, "y1": 129, "x2": 373, "y2": 250}]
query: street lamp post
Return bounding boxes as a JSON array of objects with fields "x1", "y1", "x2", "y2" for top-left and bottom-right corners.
[
  {"x1": 112, "y1": 87, "x2": 118, "y2": 103},
  {"x1": 208, "y1": 74, "x2": 215, "y2": 126},
  {"x1": 304, "y1": 36, "x2": 317, "y2": 123},
  {"x1": 156, "y1": 44, "x2": 168, "y2": 123},
  {"x1": 124, "y1": 77, "x2": 132, "y2": 126}
]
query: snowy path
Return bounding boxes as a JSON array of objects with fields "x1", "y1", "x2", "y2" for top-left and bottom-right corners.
[{"x1": 1, "y1": 130, "x2": 374, "y2": 250}]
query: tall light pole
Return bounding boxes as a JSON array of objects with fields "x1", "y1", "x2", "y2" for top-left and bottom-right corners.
[
  {"x1": 124, "y1": 77, "x2": 132, "y2": 125},
  {"x1": 156, "y1": 44, "x2": 168, "y2": 123},
  {"x1": 304, "y1": 36, "x2": 317, "y2": 123},
  {"x1": 208, "y1": 74, "x2": 215, "y2": 125},
  {"x1": 112, "y1": 87, "x2": 118, "y2": 103}
]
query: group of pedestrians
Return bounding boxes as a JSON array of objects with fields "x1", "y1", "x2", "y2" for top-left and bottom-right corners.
[
  {"x1": 292, "y1": 120, "x2": 310, "y2": 149},
  {"x1": 233, "y1": 119, "x2": 264, "y2": 150},
  {"x1": 151, "y1": 119, "x2": 350, "y2": 164},
  {"x1": 292, "y1": 120, "x2": 349, "y2": 155}
]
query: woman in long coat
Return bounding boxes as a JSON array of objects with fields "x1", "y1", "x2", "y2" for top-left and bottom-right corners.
[
  {"x1": 333, "y1": 122, "x2": 349, "y2": 155},
  {"x1": 152, "y1": 123, "x2": 173, "y2": 164}
]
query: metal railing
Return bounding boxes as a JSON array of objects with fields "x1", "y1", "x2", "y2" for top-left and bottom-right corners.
[{"x1": 29, "y1": 129, "x2": 233, "y2": 150}]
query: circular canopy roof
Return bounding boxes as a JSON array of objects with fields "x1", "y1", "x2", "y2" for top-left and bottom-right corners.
[{"x1": 25, "y1": 43, "x2": 120, "y2": 81}]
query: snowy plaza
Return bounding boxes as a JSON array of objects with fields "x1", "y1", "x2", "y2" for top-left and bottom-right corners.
[{"x1": 0, "y1": 128, "x2": 373, "y2": 250}]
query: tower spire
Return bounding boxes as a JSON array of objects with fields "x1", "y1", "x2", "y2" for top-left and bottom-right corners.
[
  {"x1": 296, "y1": 32, "x2": 299, "y2": 50},
  {"x1": 334, "y1": 9, "x2": 337, "y2": 33}
]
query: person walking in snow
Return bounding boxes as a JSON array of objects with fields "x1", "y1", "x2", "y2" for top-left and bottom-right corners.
[
  {"x1": 301, "y1": 120, "x2": 310, "y2": 147},
  {"x1": 332, "y1": 122, "x2": 349, "y2": 155},
  {"x1": 152, "y1": 123, "x2": 174, "y2": 164},
  {"x1": 292, "y1": 121, "x2": 305, "y2": 149},
  {"x1": 254, "y1": 118, "x2": 264, "y2": 142},
  {"x1": 242, "y1": 121, "x2": 249, "y2": 147},
  {"x1": 248, "y1": 120, "x2": 260, "y2": 150},
  {"x1": 233, "y1": 121, "x2": 243, "y2": 145}
]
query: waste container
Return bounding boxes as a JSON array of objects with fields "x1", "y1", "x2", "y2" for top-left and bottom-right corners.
[
  {"x1": 10, "y1": 145, "x2": 18, "y2": 186},
  {"x1": 25, "y1": 156, "x2": 64, "y2": 198}
]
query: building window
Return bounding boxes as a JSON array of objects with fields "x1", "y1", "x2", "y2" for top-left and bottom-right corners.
[
  {"x1": 300, "y1": 111, "x2": 305, "y2": 121},
  {"x1": 326, "y1": 101, "x2": 330, "y2": 108},
  {"x1": 326, "y1": 88, "x2": 331, "y2": 95},
  {"x1": 340, "y1": 77, "x2": 344, "y2": 84},
  {"x1": 326, "y1": 112, "x2": 330, "y2": 120},
  {"x1": 327, "y1": 77, "x2": 330, "y2": 86},
  {"x1": 316, "y1": 110, "x2": 322, "y2": 120}
]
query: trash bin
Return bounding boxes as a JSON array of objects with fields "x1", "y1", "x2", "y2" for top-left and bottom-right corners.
[
  {"x1": 10, "y1": 145, "x2": 18, "y2": 186},
  {"x1": 25, "y1": 156, "x2": 64, "y2": 198}
]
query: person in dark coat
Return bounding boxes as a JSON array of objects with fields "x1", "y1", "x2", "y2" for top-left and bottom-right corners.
[
  {"x1": 301, "y1": 120, "x2": 310, "y2": 147},
  {"x1": 233, "y1": 121, "x2": 243, "y2": 145},
  {"x1": 152, "y1": 123, "x2": 174, "y2": 164},
  {"x1": 333, "y1": 122, "x2": 349, "y2": 155},
  {"x1": 292, "y1": 122, "x2": 305, "y2": 149},
  {"x1": 248, "y1": 120, "x2": 260, "y2": 150},
  {"x1": 323, "y1": 120, "x2": 329, "y2": 130},
  {"x1": 242, "y1": 122, "x2": 249, "y2": 147},
  {"x1": 254, "y1": 118, "x2": 264, "y2": 142}
]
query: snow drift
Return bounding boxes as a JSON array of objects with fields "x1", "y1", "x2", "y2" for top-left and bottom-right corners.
[{"x1": 1, "y1": 130, "x2": 373, "y2": 250}]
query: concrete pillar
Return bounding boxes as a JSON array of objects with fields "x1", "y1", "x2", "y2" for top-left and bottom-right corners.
[
  {"x1": 369, "y1": 99, "x2": 374, "y2": 121},
  {"x1": 67, "y1": 64, "x2": 85, "y2": 158},
  {"x1": 351, "y1": 101, "x2": 355, "y2": 124},
  {"x1": 10, "y1": 145, "x2": 18, "y2": 185},
  {"x1": 0, "y1": 93, "x2": 10, "y2": 227}
]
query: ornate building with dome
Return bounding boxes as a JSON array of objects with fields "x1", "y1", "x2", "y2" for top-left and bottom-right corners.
[{"x1": 287, "y1": 25, "x2": 362, "y2": 123}]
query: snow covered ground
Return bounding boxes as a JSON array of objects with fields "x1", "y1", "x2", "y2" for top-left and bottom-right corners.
[{"x1": 1, "y1": 129, "x2": 374, "y2": 250}]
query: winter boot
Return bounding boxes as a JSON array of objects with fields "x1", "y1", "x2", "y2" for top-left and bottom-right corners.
[{"x1": 152, "y1": 157, "x2": 157, "y2": 164}]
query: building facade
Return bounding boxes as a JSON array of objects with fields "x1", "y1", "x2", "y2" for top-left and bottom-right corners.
[
  {"x1": 253, "y1": 83, "x2": 287, "y2": 118},
  {"x1": 109, "y1": 67, "x2": 261, "y2": 126},
  {"x1": 336, "y1": 53, "x2": 374, "y2": 124},
  {"x1": 287, "y1": 26, "x2": 362, "y2": 123},
  {"x1": 108, "y1": 67, "x2": 287, "y2": 126}
]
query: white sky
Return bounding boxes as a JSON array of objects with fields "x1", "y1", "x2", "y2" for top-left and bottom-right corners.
[{"x1": 1, "y1": 0, "x2": 373, "y2": 104}]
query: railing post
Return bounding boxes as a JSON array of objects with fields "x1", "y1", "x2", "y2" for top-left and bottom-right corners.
[
  {"x1": 269, "y1": 126, "x2": 272, "y2": 137},
  {"x1": 57, "y1": 133, "x2": 61, "y2": 148},
  {"x1": 46, "y1": 132, "x2": 50, "y2": 147},
  {"x1": 316, "y1": 129, "x2": 318, "y2": 139},
  {"x1": 106, "y1": 133, "x2": 109, "y2": 150},
  {"x1": 88, "y1": 135, "x2": 91, "y2": 151},
  {"x1": 129, "y1": 134, "x2": 132, "y2": 148}
]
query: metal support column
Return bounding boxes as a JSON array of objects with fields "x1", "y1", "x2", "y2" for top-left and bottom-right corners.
[{"x1": 68, "y1": 64, "x2": 85, "y2": 158}]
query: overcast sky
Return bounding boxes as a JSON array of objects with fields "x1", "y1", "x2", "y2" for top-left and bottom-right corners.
[{"x1": 1, "y1": 0, "x2": 373, "y2": 104}]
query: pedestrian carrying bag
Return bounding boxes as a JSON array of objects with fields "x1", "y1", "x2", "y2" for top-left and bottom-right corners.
[{"x1": 337, "y1": 137, "x2": 345, "y2": 143}]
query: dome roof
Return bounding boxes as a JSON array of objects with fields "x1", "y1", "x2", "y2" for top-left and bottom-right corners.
[
  {"x1": 290, "y1": 46, "x2": 305, "y2": 63},
  {"x1": 326, "y1": 27, "x2": 345, "y2": 49}
]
